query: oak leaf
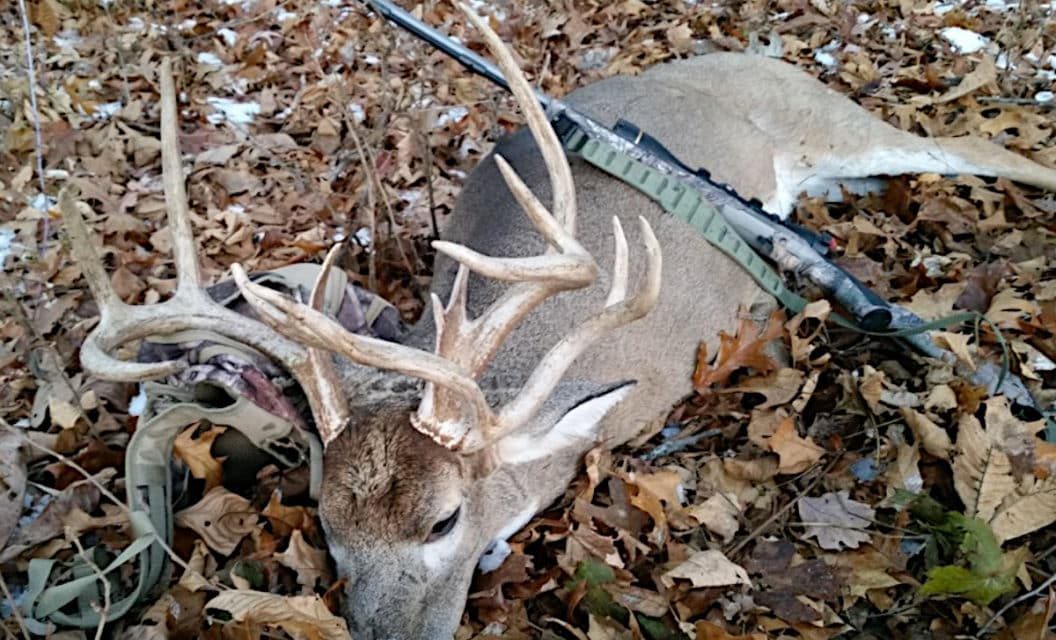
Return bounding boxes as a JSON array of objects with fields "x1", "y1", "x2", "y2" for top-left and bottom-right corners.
[
  {"x1": 693, "y1": 309, "x2": 784, "y2": 391},
  {"x1": 799, "y1": 490, "x2": 874, "y2": 550}
]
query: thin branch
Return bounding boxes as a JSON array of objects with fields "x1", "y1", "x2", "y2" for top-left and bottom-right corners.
[
  {"x1": 16, "y1": 0, "x2": 50, "y2": 252},
  {"x1": 1, "y1": 420, "x2": 203, "y2": 580},
  {"x1": 725, "y1": 451, "x2": 845, "y2": 557},
  {"x1": 0, "y1": 572, "x2": 32, "y2": 640},
  {"x1": 976, "y1": 572, "x2": 1056, "y2": 637},
  {"x1": 69, "y1": 535, "x2": 111, "y2": 640}
]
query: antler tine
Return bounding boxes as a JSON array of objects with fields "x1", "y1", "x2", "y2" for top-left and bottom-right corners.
[
  {"x1": 301, "y1": 244, "x2": 353, "y2": 445},
  {"x1": 458, "y1": 4, "x2": 574, "y2": 233},
  {"x1": 64, "y1": 59, "x2": 323, "y2": 390},
  {"x1": 230, "y1": 265, "x2": 496, "y2": 445},
  {"x1": 159, "y1": 58, "x2": 205, "y2": 300},
  {"x1": 494, "y1": 217, "x2": 662, "y2": 439}
]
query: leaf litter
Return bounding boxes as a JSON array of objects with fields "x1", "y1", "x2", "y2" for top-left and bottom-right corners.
[{"x1": 2, "y1": 0, "x2": 1056, "y2": 638}]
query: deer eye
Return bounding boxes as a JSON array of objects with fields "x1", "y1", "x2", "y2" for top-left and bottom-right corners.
[{"x1": 426, "y1": 506, "x2": 460, "y2": 543}]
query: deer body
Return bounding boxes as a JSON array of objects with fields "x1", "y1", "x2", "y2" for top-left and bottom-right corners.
[
  {"x1": 320, "y1": 53, "x2": 1056, "y2": 639},
  {"x1": 61, "y1": 19, "x2": 1056, "y2": 638}
]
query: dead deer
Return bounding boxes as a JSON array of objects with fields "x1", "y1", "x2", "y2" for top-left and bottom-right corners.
[{"x1": 59, "y1": 6, "x2": 1056, "y2": 639}]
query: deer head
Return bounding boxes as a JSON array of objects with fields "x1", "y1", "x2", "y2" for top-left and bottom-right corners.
[{"x1": 61, "y1": 6, "x2": 660, "y2": 639}]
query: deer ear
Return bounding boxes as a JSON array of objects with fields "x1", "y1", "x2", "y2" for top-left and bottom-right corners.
[{"x1": 497, "y1": 382, "x2": 635, "y2": 465}]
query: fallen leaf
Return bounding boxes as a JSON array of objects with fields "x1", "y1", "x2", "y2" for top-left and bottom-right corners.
[
  {"x1": 769, "y1": 417, "x2": 825, "y2": 474},
  {"x1": 0, "y1": 431, "x2": 28, "y2": 549},
  {"x1": 695, "y1": 621, "x2": 766, "y2": 640},
  {"x1": 799, "y1": 490, "x2": 874, "y2": 550},
  {"x1": 173, "y1": 424, "x2": 226, "y2": 492},
  {"x1": 694, "y1": 309, "x2": 784, "y2": 390},
  {"x1": 275, "y1": 529, "x2": 331, "y2": 591},
  {"x1": 901, "y1": 408, "x2": 952, "y2": 459},
  {"x1": 685, "y1": 492, "x2": 741, "y2": 542},
  {"x1": 204, "y1": 590, "x2": 350, "y2": 640},
  {"x1": 175, "y1": 487, "x2": 258, "y2": 555},
  {"x1": 660, "y1": 549, "x2": 751, "y2": 589},
  {"x1": 953, "y1": 414, "x2": 1056, "y2": 544}
]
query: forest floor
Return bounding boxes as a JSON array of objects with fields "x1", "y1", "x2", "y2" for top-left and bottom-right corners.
[{"x1": 2, "y1": 0, "x2": 1056, "y2": 639}]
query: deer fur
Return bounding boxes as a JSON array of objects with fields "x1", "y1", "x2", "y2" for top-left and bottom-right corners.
[{"x1": 317, "y1": 52, "x2": 1056, "y2": 639}]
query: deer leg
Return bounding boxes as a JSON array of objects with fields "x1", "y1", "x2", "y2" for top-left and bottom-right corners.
[{"x1": 770, "y1": 135, "x2": 1056, "y2": 215}]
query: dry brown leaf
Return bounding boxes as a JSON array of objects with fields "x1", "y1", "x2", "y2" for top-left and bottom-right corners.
[
  {"x1": 173, "y1": 424, "x2": 226, "y2": 492},
  {"x1": 178, "y1": 540, "x2": 216, "y2": 593},
  {"x1": 933, "y1": 331, "x2": 976, "y2": 370},
  {"x1": 204, "y1": 590, "x2": 350, "y2": 640},
  {"x1": 799, "y1": 490, "x2": 874, "y2": 550},
  {"x1": 175, "y1": 487, "x2": 258, "y2": 555},
  {"x1": 769, "y1": 417, "x2": 825, "y2": 474},
  {"x1": 785, "y1": 300, "x2": 831, "y2": 364},
  {"x1": 901, "y1": 408, "x2": 952, "y2": 459},
  {"x1": 725, "y1": 368, "x2": 804, "y2": 409},
  {"x1": 685, "y1": 492, "x2": 741, "y2": 542},
  {"x1": 660, "y1": 550, "x2": 751, "y2": 589},
  {"x1": 694, "y1": 309, "x2": 784, "y2": 390},
  {"x1": 275, "y1": 529, "x2": 331, "y2": 591},
  {"x1": 0, "y1": 431, "x2": 28, "y2": 549},
  {"x1": 263, "y1": 490, "x2": 316, "y2": 537},
  {"x1": 695, "y1": 621, "x2": 767, "y2": 640},
  {"x1": 953, "y1": 414, "x2": 1056, "y2": 544}
]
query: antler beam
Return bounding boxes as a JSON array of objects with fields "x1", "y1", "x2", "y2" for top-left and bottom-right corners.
[{"x1": 62, "y1": 58, "x2": 352, "y2": 445}]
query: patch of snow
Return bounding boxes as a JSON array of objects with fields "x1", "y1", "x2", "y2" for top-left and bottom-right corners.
[
  {"x1": 813, "y1": 40, "x2": 841, "y2": 70},
  {"x1": 275, "y1": 7, "x2": 298, "y2": 22},
  {"x1": 932, "y1": 1, "x2": 957, "y2": 14},
  {"x1": 30, "y1": 194, "x2": 56, "y2": 212},
  {"x1": 996, "y1": 52, "x2": 1013, "y2": 70},
  {"x1": 98, "y1": 0, "x2": 115, "y2": 7},
  {"x1": 354, "y1": 227, "x2": 373, "y2": 248},
  {"x1": 333, "y1": 231, "x2": 346, "y2": 243},
  {"x1": 477, "y1": 539, "x2": 510, "y2": 573},
  {"x1": 53, "y1": 32, "x2": 81, "y2": 50},
  {"x1": 127, "y1": 17, "x2": 146, "y2": 31},
  {"x1": 0, "y1": 228, "x2": 15, "y2": 266},
  {"x1": 128, "y1": 386, "x2": 148, "y2": 417},
  {"x1": 322, "y1": 0, "x2": 344, "y2": 6},
  {"x1": 881, "y1": 24, "x2": 899, "y2": 40},
  {"x1": 940, "y1": 27, "x2": 989, "y2": 54},
  {"x1": 1036, "y1": 91, "x2": 1055, "y2": 104},
  {"x1": 197, "y1": 52, "x2": 223, "y2": 67},
  {"x1": 206, "y1": 97, "x2": 260, "y2": 125},
  {"x1": 348, "y1": 103, "x2": 366, "y2": 123},
  {"x1": 218, "y1": 28, "x2": 238, "y2": 47},
  {"x1": 44, "y1": 169, "x2": 69, "y2": 180},
  {"x1": 88, "y1": 79, "x2": 102, "y2": 90},
  {"x1": 984, "y1": 0, "x2": 1019, "y2": 10},
  {"x1": 178, "y1": 18, "x2": 197, "y2": 31},
  {"x1": 92, "y1": 101, "x2": 123, "y2": 120},
  {"x1": 363, "y1": 54, "x2": 381, "y2": 66},
  {"x1": 434, "y1": 105, "x2": 468, "y2": 128}
]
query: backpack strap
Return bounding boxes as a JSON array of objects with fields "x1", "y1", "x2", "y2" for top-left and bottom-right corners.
[{"x1": 22, "y1": 265, "x2": 399, "y2": 629}]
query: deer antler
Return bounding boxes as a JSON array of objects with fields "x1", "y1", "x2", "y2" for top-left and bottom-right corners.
[
  {"x1": 233, "y1": 4, "x2": 662, "y2": 453},
  {"x1": 61, "y1": 58, "x2": 351, "y2": 445}
]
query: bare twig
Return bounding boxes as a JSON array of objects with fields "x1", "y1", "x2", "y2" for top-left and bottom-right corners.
[
  {"x1": 16, "y1": 0, "x2": 50, "y2": 252},
  {"x1": 976, "y1": 572, "x2": 1056, "y2": 637},
  {"x1": 725, "y1": 451, "x2": 845, "y2": 557},
  {"x1": 0, "y1": 420, "x2": 203, "y2": 580},
  {"x1": 0, "y1": 572, "x2": 33, "y2": 640},
  {"x1": 69, "y1": 535, "x2": 111, "y2": 640}
]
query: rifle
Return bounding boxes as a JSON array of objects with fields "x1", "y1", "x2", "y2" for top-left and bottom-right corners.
[{"x1": 363, "y1": 0, "x2": 1043, "y2": 418}]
